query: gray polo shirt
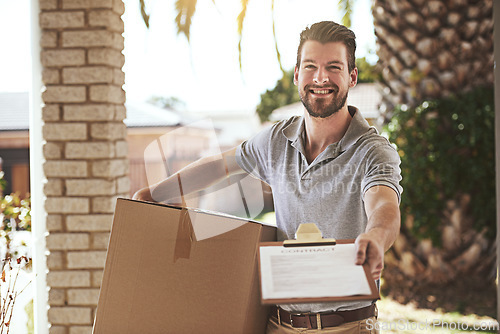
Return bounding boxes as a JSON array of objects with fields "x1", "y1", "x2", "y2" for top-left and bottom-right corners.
[{"x1": 236, "y1": 106, "x2": 402, "y2": 313}]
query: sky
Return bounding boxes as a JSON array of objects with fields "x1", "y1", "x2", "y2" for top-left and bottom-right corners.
[{"x1": 0, "y1": 0, "x2": 376, "y2": 114}]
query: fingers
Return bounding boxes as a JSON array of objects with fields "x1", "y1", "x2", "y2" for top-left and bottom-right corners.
[
  {"x1": 355, "y1": 238, "x2": 368, "y2": 265},
  {"x1": 371, "y1": 261, "x2": 383, "y2": 280},
  {"x1": 355, "y1": 234, "x2": 384, "y2": 280},
  {"x1": 132, "y1": 188, "x2": 154, "y2": 202}
]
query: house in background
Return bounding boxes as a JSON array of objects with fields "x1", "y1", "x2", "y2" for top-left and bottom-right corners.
[
  {"x1": 0, "y1": 93, "x2": 262, "y2": 200},
  {"x1": 125, "y1": 100, "x2": 221, "y2": 197},
  {"x1": 0, "y1": 92, "x2": 30, "y2": 196}
]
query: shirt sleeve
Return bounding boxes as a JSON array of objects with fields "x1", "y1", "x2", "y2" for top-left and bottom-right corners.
[
  {"x1": 235, "y1": 125, "x2": 275, "y2": 184},
  {"x1": 361, "y1": 142, "x2": 403, "y2": 203}
]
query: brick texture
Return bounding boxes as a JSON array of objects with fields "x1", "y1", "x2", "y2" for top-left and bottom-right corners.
[
  {"x1": 45, "y1": 197, "x2": 90, "y2": 214},
  {"x1": 46, "y1": 233, "x2": 89, "y2": 250},
  {"x1": 44, "y1": 179, "x2": 64, "y2": 196},
  {"x1": 40, "y1": 1, "x2": 128, "y2": 331},
  {"x1": 42, "y1": 86, "x2": 86, "y2": 103},
  {"x1": 88, "y1": 49, "x2": 125, "y2": 67},
  {"x1": 66, "y1": 215, "x2": 113, "y2": 231},
  {"x1": 64, "y1": 104, "x2": 115, "y2": 121},
  {"x1": 40, "y1": 12, "x2": 85, "y2": 29},
  {"x1": 69, "y1": 327, "x2": 94, "y2": 334},
  {"x1": 42, "y1": 50, "x2": 86, "y2": 67},
  {"x1": 42, "y1": 69, "x2": 61, "y2": 84},
  {"x1": 43, "y1": 123, "x2": 87, "y2": 141},
  {"x1": 48, "y1": 307, "x2": 92, "y2": 324},
  {"x1": 47, "y1": 271, "x2": 91, "y2": 288},
  {"x1": 89, "y1": 85, "x2": 125, "y2": 103},
  {"x1": 63, "y1": 66, "x2": 114, "y2": 84},
  {"x1": 92, "y1": 159, "x2": 128, "y2": 177},
  {"x1": 47, "y1": 252, "x2": 65, "y2": 270},
  {"x1": 67, "y1": 288, "x2": 100, "y2": 305},
  {"x1": 66, "y1": 179, "x2": 116, "y2": 196},
  {"x1": 44, "y1": 161, "x2": 87, "y2": 177},
  {"x1": 67, "y1": 251, "x2": 107, "y2": 269},
  {"x1": 65, "y1": 142, "x2": 116, "y2": 159}
]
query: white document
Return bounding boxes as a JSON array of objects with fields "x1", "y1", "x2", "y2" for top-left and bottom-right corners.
[{"x1": 259, "y1": 244, "x2": 372, "y2": 300}]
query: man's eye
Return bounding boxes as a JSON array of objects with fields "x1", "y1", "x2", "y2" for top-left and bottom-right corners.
[
  {"x1": 304, "y1": 65, "x2": 315, "y2": 69},
  {"x1": 328, "y1": 66, "x2": 341, "y2": 71}
]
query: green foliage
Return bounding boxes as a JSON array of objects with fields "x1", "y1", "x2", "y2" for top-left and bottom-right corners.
[
  {"x1": 148, "y1": 95, "x2": 186, "y2": 110},
  {"x1": 338, "y1": 0, "x2": 354, "y2": 28},
  {"x1": 385, "y1": 86, "x2": 496, "y2": 244},
  {"x1": 174, "y1": 0, "x2": 197, "y2": 41},
  {"x1": 0, "y1": 171, "x2": 31, "y2": 259},
  {"x1": 25, "y1": 298, "x2": 34, "y2": 334},
  {"x1": 139, "y1": 0, "x2": 150, "y2": 28},
  {"x1": 356, "y1": 57, "x2": 379, "y2": 83},
  {"x1": 256, "y1": 70, "x2": 300, "y2": 123}
]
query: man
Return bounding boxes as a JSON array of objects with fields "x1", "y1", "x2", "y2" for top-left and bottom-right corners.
[{"x1": 134, "y1": 21, "x2": 402, "y2": 333}]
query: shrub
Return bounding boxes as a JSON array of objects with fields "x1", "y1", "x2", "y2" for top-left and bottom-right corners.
[
  {"x1": 385, "y1": 86, "x2": 495, "y2": 244},
  {"x1": 0, "y1": 172, "x2": 31, "y2": 259}
]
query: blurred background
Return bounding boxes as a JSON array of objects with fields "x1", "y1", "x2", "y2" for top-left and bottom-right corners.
[{"x1": 0, "y1": 0, "x2": 497, "y2": 333}]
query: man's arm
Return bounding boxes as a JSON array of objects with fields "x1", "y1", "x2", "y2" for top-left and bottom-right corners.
[
  {"x1": 355, "y1": 185, "x2": 401, "y2": 280},
  {"x1": 132, "y1": 146, "x2": 246, "y2": 202}
]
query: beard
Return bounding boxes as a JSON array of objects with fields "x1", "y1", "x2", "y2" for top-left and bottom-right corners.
[{"x1": 299, "y1": 84, "x2": 348, "y2": 119}]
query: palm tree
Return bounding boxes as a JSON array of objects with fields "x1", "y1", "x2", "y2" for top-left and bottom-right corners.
[
  {"x1": 373, "y1": 0, "x2": 494, "y2": 115},
  {"x1": 136, "y1": 0, "x2": 495, "y2": 293},
  {"x1": 371, "y1": 0, "x2": 495, "y2": 307}
]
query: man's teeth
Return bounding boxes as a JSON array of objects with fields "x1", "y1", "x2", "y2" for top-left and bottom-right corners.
[{"x1": 312, "y1": 90, "x2": 331, "y2": 94}]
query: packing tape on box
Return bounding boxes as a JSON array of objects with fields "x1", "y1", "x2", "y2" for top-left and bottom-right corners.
[
  {"x1": 173, "y1": 207, "x2": 195, "y2": 262},
  {"x1": 173, "y1": 173, "x2": 196, "y2": 262}
]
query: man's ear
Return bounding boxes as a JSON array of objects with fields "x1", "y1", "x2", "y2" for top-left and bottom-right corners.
[
  {"x1": 349, "y1": 67, "x2": 358, "y2": 88},
  {"x1": 293, "y1": 66, "x2": 299, "y2": 86}
]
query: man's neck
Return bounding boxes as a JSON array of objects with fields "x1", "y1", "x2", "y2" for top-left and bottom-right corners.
[{"x1": 303, "y1": 106, "x2": 352, "y2": 163}]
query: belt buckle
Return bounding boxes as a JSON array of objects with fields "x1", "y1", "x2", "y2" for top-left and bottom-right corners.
[
  {"x1": 289, "y1": 312, "x2": 307, "y2": 329},
  {"x1": 289, "y1": 313, "x2": 297, "y2": 328}
]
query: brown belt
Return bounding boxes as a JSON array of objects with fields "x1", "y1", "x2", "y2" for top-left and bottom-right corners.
[{"x1": 270, "y1": 304, "x2": 376, "y2": 329}]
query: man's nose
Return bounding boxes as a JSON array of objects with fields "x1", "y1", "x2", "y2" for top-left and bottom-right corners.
[{"x1": 313, "y1": 68, "x2": 329, "y2": 84}]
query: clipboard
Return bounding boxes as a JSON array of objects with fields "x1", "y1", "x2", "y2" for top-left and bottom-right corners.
[{"x1": 258, "y1": 223, "x2": 379, "y2": 304}]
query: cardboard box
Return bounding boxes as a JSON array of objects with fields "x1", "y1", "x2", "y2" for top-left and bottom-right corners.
[{"x1": 93, "y1": 198, "x2": 276, "y2": 334}]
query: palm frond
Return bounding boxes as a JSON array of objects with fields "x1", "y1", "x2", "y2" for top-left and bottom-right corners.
[
  {"x1": 175, "y1": 0, "x2": 198, "y2": 41},
  {"x1": 271, "y1": 0, "x2": 286, "y2": 82},
  {"x1": 237, "y1": 0, "x2": 249, "y2": 71},
  {"x1": 139, "y1": 0, "x2": 150, "y2": 28},
  {"x1": 338, "y1": 0, "x2": 354, "y2": 27}
]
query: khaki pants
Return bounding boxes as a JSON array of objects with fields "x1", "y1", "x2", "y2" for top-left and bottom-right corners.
[{"x1": 266, "y1": 315, "x2": 379, "y2": 334}]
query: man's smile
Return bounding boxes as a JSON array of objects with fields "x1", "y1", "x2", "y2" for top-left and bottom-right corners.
[
  {"x1": 310, "y1": 89, "x2": 334, "y2": 95},
  {"x1": 307, "y1": 85, "x2": 336, "y2": 97}
]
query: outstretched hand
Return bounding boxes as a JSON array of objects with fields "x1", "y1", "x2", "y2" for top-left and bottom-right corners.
[
  {"x1": 132, "y1": 187, "x2": 155, "y2": 202},
  {"x1": 354, "y1": 232, "x2": 385, "y2": 280}
]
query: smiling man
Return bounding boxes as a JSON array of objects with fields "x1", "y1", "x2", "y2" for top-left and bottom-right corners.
[{"x1": 134, "y1": 21, "x2": 402, "y2": 334}]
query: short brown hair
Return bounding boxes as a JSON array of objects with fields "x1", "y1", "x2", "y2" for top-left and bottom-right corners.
[{"x1": 296, "y1": 21, "x2": 356, "y2": 72}]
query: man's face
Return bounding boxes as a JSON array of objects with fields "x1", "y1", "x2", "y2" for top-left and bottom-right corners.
[{"x1": 294, "y1": 41, "x2": 357, "y2": 118}]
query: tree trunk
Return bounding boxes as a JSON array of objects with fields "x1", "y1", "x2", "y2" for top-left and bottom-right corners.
[
  {"x1": 372, "y1": 0, "x2": 495, "y2": 297},
  {"x1": 373, "y1": 0, "x2": 493, "y2": 119}
]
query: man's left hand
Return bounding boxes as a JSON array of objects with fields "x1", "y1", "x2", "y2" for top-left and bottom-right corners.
[{"x1": 354, "y1": 232, "x2": 385, "y2": 280}]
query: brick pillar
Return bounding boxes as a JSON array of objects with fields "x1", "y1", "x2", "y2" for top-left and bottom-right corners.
[{"x1": 39, "y1": 1, "x2": 129, "y2": 333}]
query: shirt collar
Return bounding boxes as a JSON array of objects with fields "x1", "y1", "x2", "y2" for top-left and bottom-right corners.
[
  {"x1": 338, "y1": 106, "x2": 375, "y2": 153},
  {"x1": 281, "y1": 106, "x2": 375, "y2": 155}
]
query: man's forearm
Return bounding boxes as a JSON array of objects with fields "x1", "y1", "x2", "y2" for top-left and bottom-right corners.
[
  {"x1": 364, "y1": 201, "x2": 400, "y2": 252},
  {"x1": 150, "y1": 157, "x2": 230, "y2": 202}
]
